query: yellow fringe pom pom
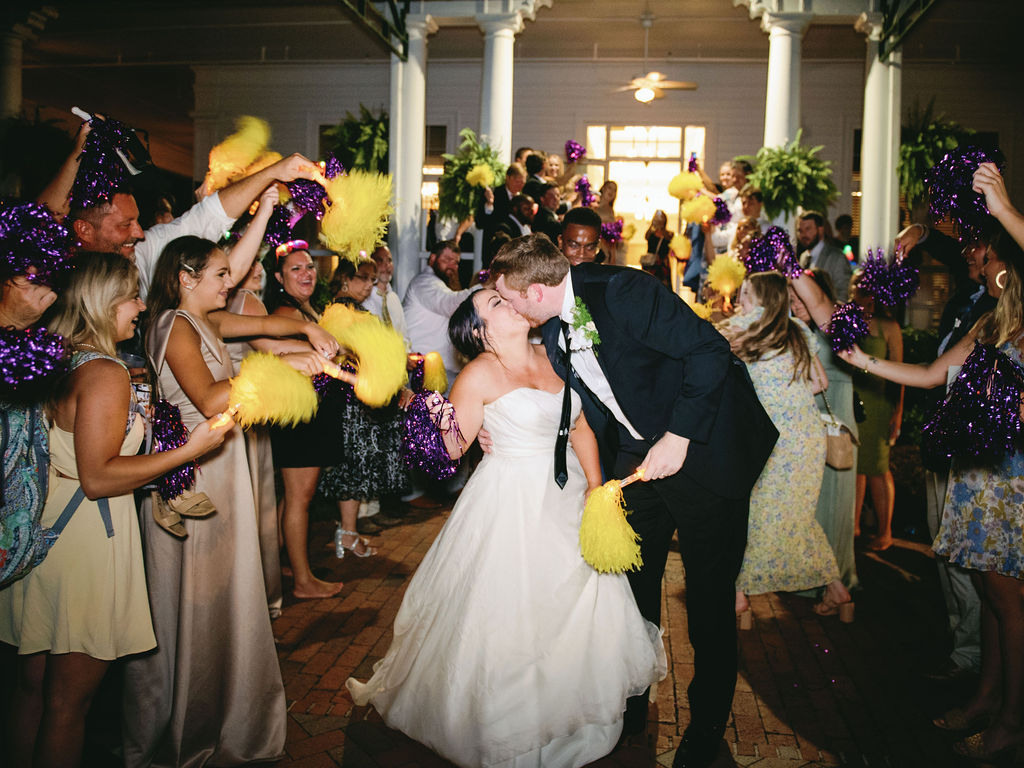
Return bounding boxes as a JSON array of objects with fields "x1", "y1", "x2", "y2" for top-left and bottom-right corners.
[
  {"x1": 669, "y1": 233, "x2": 692, "y2": 260},
  {"x1": 689, "y1": 300, "x2": 713, "y2": 320},
  {"x1": 202, "y1": 116, "x2": 271, "y2": 196},
  {"x1": 229, "y1": 352, "x2": 318, "y2": 427},
  {"x1": 423, "y1": 351, "x2": 448, "y2": 393},
  {"x1": 320, "y1": 170, "x2": 394, "y2": 257},
  {"x1": 334, "y1": 317, "x2": 408, "y2": 407},
  {"x1": 680, "y1": 194, "x2": 717, "y2": 224},
  {"x1": 579, "y1": 481, "x2": 642, "y2": 574},
  {"x1": 319, "y1": 302, "x2": 369, "y2": 344},
  {"x1": 667, "y1": 171, "x2": 703, "y2": 201},
  {"x1": 466, "y1": 163, "x2": 495, "y2": 189},
  {"x1": 706, "y1": 253, "x2": 747, "y2": 300}
]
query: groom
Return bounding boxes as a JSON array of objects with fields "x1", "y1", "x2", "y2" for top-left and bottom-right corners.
[{"x1": 491, "y1": 235, "x2": 777, "y2": 768}]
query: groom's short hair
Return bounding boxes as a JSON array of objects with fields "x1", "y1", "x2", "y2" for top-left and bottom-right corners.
[{"x1": 490, "y1": 233, "x2": 569, "y2": 291}]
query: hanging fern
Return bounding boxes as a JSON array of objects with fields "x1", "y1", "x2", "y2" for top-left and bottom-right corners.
[
  {"x1": 898, "y1": 98, "x2": 973, "y2": 210},
  {"x1": 749, "y1": 130, "x2": 838, "y2": 219},
  {"x1": 437, "y1": 128, "x2": 506, "y2": 222},
  {"x1": 320, "y1": 106, "x2": 389, "y2": 174}
]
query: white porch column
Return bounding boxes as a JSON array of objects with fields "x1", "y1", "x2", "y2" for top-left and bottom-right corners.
[
  {"x1": 761, "y1": 12, "x2": 809, "y2": 148},
  {"x1": 856, "y1": 12, "x2": 902, "y2": 258},
  {"x1": 0, "y1": 32, "x2": 23, "y2": 119},
  {"x1": 392, "y1": 15, "x2": 437, "y2": 298},
  {"x1": 388, "y1": 40, "x2": 405, "y2": 274},
  {"x1": 477, "y1": 13, "x2": 522, "y2": 165}
]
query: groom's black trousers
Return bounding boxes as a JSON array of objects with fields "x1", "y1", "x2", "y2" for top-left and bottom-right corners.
[{"x1": 613, "y1": 435, "x2": 749, "y2": 741}]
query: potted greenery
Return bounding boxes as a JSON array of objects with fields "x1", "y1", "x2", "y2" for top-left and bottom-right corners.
[
  {"x1": 749, "y1": 130, "x2": 838, "y2": 221},
  {"x1": 320, "y1": 105, "x2": 389, "y2": 174},
  {"x1": 898, "y1": 99, "x2": 972, "y2": 211},
  {"x1": 437, "y1": 128, "x2": 506, "y2": 223}
]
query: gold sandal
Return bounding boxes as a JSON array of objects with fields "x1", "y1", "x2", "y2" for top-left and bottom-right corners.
[
  {"x1": 167, "y1": 490, "x2": 216, "y2": 518},
  {"x1": 151, "y1": 491, "x2": 187, "y2": 539}
]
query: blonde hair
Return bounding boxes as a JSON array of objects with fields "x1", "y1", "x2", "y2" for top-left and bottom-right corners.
[
  {"x1": 731, "y1": 272, "x2": 812, "y2": 382},
  {"x1": 47, "y1": 251, "x2": 140, "y2": 357},
  {"x1": 973, "y1": 226, "x2": 1024, "y2": 347},
  {"x1": 489, "y1": 233, "x2": 569, "y2": 292}
]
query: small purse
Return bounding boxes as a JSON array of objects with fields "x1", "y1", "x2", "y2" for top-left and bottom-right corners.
[{"x1": 819, "y1": 391, "x2": 859, "y2": 470}]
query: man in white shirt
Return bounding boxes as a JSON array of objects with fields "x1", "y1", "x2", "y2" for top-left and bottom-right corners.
[{"x1": 363, "y1": 244, "x2": 408, "y2": 345}]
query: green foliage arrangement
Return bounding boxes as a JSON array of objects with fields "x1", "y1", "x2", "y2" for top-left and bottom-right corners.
[
  {"x1": 438, "y1": 128, "x2": 506, "y2": 222},
  {"x1": 321, "y1": 106, "x2": 388, "y2": 174},
  {"x1": 749, "y1": 130, "x2": 838, "y2": 219},
  {"x1": 898, "y1": 99, "x2": 973, "y2": 211}
]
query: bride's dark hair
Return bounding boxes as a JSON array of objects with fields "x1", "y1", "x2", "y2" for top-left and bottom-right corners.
[{"x1": 449, "y1": 293, "x2": 488, "y2": 361}]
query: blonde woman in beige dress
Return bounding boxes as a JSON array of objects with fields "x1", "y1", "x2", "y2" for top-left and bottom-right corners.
[
  {"x1": 0, "y1": 253, "x2": 227, "y2": 768},
  {"x1": 122, "y1": 235, "x2": 338, "y2": 767}
]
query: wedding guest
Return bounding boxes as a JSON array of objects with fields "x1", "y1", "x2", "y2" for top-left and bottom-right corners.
[
  {"x1": 558, "y1": 207, "x2": 603, "y2": 266},
  {"x1": 798, "y1": 211, "x2": 853, "y2": 302},
  {"x1": 533, "y1": 183, "x2": 563, "y2": 243},
  {"x1": 347, "y1": 289, "x2": 666, "y2": 767},
  {"x1": 840, "y1": 223, "x2": 1024, "y2": 762},
  {"x1": 476, "y1": 163, "x2": 526, "y2": 265},
  {"x1": 522, "y1": 153, "x2": 548, "y2": 203},
  {"x1": 593, "y1": 180, "x2": 625, "y2": 265},
  {"x1": 1, "y1": 252, "x2": 226, "y2": 768},
  {"x1": 644, "y1": 209, "x2": 674, "y2": 288},
  {"x1": 719, "y1": 272, "x2": 852, "y2": 621},
  {"x1": 363, "y1": 245, "x2": 408, "y2": 343},
  {"x1": 122, "y1": 236, "x2": 338, "y2": 767},
  {"x1": 542, "y1": 153, "x2": 564, "y2": 182}
]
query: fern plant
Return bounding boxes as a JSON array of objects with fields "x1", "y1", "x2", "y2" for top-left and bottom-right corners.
[
  {"x1": 437, "y1": 128, "x2": 506, "y2": 222},
  {"x1": 898, "y1": 99, "x2": 973, "y2": 210},
  {"x1": 320, "y1": 106, "x2": 389, "y2": 174},
  {"x1": 749, "y1": 130, "x2": 838, "y2": 219}
]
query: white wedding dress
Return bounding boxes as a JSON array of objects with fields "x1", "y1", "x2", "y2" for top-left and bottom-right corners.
[{"x1": 347, "y1": 387, "x2": 666, "y2": 768}]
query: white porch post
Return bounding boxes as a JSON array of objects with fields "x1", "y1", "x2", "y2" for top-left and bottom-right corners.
[
  {"x1": 477, "y1": 13, "x2": 521, "y2": 165},
  {"x1": 856, "y1": 12, "x2": 901, "y2": 258},
  {"x1": 0, "y1": 32, "x2": 23, "y2": 119},
  {"x1": 392, "y1": 15, "x2": 437, "y2": 298},
  {"x1": 761, "y1": 12, "x2": 810, "y2": 148}
]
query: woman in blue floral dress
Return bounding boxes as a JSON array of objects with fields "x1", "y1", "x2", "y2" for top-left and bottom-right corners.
[
  {"x1": 719, "y1": 272, "x2": 852, "y2": 621},
  {"x1": 840, "y1": 223, "x2": 1024, "y2": 762}
]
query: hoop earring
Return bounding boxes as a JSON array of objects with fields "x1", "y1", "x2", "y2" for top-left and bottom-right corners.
[{"x1": 996, "y1": 269, "x2": 1007, "y2": 290}]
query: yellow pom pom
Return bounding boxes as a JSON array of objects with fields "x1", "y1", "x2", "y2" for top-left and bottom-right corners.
[
  {"x1": 202, "y1": 116, "x2": 271, "y2": 195},
  {"x1": 320, "y1": 170, "x2": 393, "y2": 256},
  {"x1": 706, "y1": 253, "x2": 747, "y2": 299},
  {"x1": 229, "y1": 352, "x2": 318, "y2": 427},
  {"x1": 667, "y1": 171, "x2": 703, "y2": 201},
  {"x1": 319, "y1": 302, "x2": 369, "y2": 344},
  {"x1": 244, "y1": 150, "x2": 283, "y2": 178},
  {"x1": 423, "y1": 351, "x2": 448, "y2": 393},
  {"x1": 680, "y1": 194, "x2": 717, "y2": 224},
  {"x1": 466, "y1": 163, "x2": 495, "y2": 188},
  {"x1": 689, "y1": 300, "x2": 713, "y2": 320},
  {"x1": 579, "y1": 481, "x2": 642, "y2": 574},
  {"x1": 335, "y1": 316, "x2": 408, "y2": 407},
  {"x1": 669, "y1": 233, "x2": 692, "y2": 260}
]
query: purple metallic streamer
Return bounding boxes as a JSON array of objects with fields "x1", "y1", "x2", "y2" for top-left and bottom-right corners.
[
  {"x1": 601, "y1": 219, "x2": 624, "y2": 244},
  {"x1": 151, "y1": 399, "x2": 195, "y2": 501},
  {"x1": 285, "y1": 179, "x2": 328, "y2": 221},
  {"x1": 0, "y1": 326, "x2": 68, "y2": 390},
  {"x1": 826, "y1": 301, "x2": 871, "y2": 354},
  {"x1": 922, "y1": 342, "x2": 1024, "y2": 465},
  {"x1": 408, "y1": 356, "x2": 425, "y2": 393},
  {"x1": 711, "y1": 197, "x2": 732, "y2": 226},
  {"x1": 743, "y1": 226, "x2": 801, "y2": 278},
  {"x1": 926, "y1": 145, "x2": 1005, "y2": 241},
  {"x1": 0, "y1": 202, "x2": 74, "y2": 285},
  {"x1": 564, "y1": 140, "x2": 586, "y2": 164},
  {"x1": 475, "y1": 269, "x2": 490, "y2": 285},
  {"x1": 325, "y1": 153, "x2": 345, "y2": 180},
  {"x1": 69, "y1": 114, "x2": 137, "y2": 210},
  {"x1": 575, "y1": 175, "x2": 596, "y2": 207},
  {"x1": 859, "y1": 248, "x2": 920, "y2": 308},
  {"x1": 263, "y1": 205, "x2": 295, "y2": 248},
  {"x1": 688, "y1": 154, "x2": 699, "y2": 173},
  {"x1": 402, "y1": 391, "x2": 462, "y2": 480}
]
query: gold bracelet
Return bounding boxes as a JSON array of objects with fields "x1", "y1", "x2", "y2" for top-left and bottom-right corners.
[{"x1": 863, "y1": 356, "x2": 878, "y2": 374}]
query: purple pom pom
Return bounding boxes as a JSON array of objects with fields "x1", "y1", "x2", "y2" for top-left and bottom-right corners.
[
  {"x1": 564, "y1": 140, "x2": 586, "y2": 164},
  {"x1": 859, "y1": 248, "x2": 920, "y2": 308},
  {"x1": 926, "y1": 145, "x2": 1005, "y2": 241},
  {"x1": 922, "y1": 342, "x2": 1024, "y2": 464},
  {"x1": 475, "y1": 269, "x2": 490, "y2": 285},
  {"x1": 743, "y1": 226, "x2": 801, "y2": 278},
  {"x1": 711, "y1": 197, "x2": 732, "y2": 226},
  {"x1": 688, "y1": 154, "x2": 699, "y2": 173},
  {"x1": 827, "y1": 301, "x2": 870, "y2": 353},
  {"x1": 601, "y1": 219, "x2": 624, "y2": 244},
  {"x1": 285, "y1": 179, "x2": 328, "y2": 221},
  {"x1": 325, "y1": 153, "x2": 345, "y2": 180},
  {"x1": 0, "y1": 202, "x2": 74, "y2": 286},
  {"x1": 0, "y1": 327, "x2": 68, "y2": 390},
  {"x1": 402, "y1": 392, "x2": 462, "y2": 480},
  {"x1": 70, "y1": 114, "x2": 138, "y2": 210},
  {"x1": 408, "y1": 356, "x2": 425, "y2": 393},
  {"x1": 575, "y1": 175, "x2": 596, "y2": 207},
  {"x1": 151, "y1": 399, "x2": 195, "y2": 501},
  {"x1": 263, "y1": 205, "x2": 295, "y2": 248}
]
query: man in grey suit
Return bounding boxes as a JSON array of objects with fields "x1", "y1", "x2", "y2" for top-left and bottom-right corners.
[{"x1": 797, "y1": 210, "x2": 853, "y2": 301}]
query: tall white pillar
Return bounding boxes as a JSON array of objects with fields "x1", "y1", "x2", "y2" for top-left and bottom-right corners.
[
  {"x1": 0, "y1": 32, "x2": 24, "y2": 119},
  {"x1": 761, "y1": 13, "x2": 809, "y2": 148},
  {"x1": 392, "y1": 15, "x2": 437, "y2": 298},
  {"x1": 856, "y1": 12, "x2": 901, "y2": 259},
  {"x1": 388, "y1": 42, "x2": 405, "y2": 271},
  {"x1": 477, "y1": 13, "x2": 522, "y2": 165}
]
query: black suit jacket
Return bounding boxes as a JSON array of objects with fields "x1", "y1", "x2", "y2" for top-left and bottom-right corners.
[
  {"x1": 533, "y1": 207, "x2": 561, "y2": 244},
  {"x1": 474, "y1": 184, "x2": 512, "y2": 235},
  {"x1": 541, "y1": 264, "x2": 778, "y2": 499},
  {"x1": 522, "y1": 176, "x2": 546, "y2": 204}
]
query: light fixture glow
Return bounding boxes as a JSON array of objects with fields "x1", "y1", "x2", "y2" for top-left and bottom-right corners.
[{"x1": 634, "y1": 86, "x2": 656, "y2": 104}]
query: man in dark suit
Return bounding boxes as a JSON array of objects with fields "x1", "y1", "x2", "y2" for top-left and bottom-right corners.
[
  {"x1": 533, "y1": 182, "x2": 562, "y2": 244},
  {"x1": 522, "y1": 153, "x2": 548, "y2": 203},
  {"x1": 491, "y1": 235, "x2": 778, "y2": 768},
  {"x1": 798, "y1": 211, "x2": 853, "y2": 301},
  {"x1": 476, "y1": 162, "x2": 526, "y2": 266},
  {"x1": 486, "y1": 194, "x2": 534, "y2": 266}
]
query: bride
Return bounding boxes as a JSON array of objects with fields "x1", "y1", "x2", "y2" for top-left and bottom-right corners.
[{"x1": 347, "y1": 289, "x2": 666, "y2": 768}]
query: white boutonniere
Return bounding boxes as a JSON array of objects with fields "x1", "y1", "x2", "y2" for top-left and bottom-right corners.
[{"x1": 568, "y1": 297, "x2": 601, "y2": 352}]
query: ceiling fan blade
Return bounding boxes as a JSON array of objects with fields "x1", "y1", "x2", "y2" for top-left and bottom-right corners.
[
  {"x1": 644, "y1": 71, "x2": 669, "y2": 82},
  {"x1": 658, "y1": 81, "x2": 699, "y2": 90}
]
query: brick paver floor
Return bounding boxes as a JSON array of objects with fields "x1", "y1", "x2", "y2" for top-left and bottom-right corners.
[{"x1": 268, "y1": 500, "x2": 981, "y2": 768}]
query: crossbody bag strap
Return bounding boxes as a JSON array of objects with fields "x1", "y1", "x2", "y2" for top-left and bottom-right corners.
[{"x1": 48, "y1": 487, "x2": 115, "y2": 541}]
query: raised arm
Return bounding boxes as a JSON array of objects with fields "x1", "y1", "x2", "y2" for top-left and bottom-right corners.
[
  {"x1": 218, "y1": 153, "x2": 320, "y2": 219},
  {"x1": 974, "y1": 162, "x2": 1024, "y2": 251},
  {"x1": 225, "y1": 184, "x2": 278, "y2": 284},
  {"x1": 36, "y1": 121, "x2": 90, "y2": 220},
  {"x1": 789, "y1": 270, "x2": 836, "y2": 329},
  {"x1": 839, "y1": 329, "x2": 974, "y2": 390}
]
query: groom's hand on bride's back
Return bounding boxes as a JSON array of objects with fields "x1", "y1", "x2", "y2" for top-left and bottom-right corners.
[
  {"x1": 638, "y1": 432, "x2": 690, "y2": 481},
  {"x1": 477, "y1": 428, "x2": 494, "y2": 453}
]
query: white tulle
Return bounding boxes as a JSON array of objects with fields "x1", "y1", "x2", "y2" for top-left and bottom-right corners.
[{"x1": 347, "y1": 387, "x2": 666, "y2": 768}]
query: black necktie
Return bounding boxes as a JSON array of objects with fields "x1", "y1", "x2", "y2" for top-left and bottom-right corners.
[{"x1": 554, "y1": 323, "x2": 572, "y2": 489}]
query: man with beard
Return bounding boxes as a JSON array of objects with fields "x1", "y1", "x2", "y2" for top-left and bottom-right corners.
[
  {"x1": 797, "y1": 210, "x2": 852, "y2": 301},
  {"x1": 403, "y1": 239, "x2": 478, "y2": 386}
]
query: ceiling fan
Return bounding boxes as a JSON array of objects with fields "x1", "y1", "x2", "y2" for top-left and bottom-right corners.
[{"x1": 617, "y1": 12, "x2": 697, "y2": 103}]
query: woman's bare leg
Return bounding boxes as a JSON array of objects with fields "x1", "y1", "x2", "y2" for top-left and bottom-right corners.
[
  {"x1": 34, "y1": 652, "x2": 109, "y2": 768},
  {"x1": 281, "y1": 466, "x2": 342, "y2": 598}
]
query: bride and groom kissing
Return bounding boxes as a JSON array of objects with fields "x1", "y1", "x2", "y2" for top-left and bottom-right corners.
[{"x1": 347, "y1": 234, "x2": 778, "y2": 768}]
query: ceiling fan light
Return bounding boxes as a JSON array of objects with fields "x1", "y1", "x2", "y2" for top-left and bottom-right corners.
[{"x1": 634, "y1": 86, "x2": 656, "y2": 103}]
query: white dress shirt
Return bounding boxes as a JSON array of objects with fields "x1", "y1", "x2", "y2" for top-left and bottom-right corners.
[
  {"x1": 364, "y1": 283, "x2": 409, "y2": 347},
  {"x1": 403, "y1": 268, "x2": 477, "y2": 375}
]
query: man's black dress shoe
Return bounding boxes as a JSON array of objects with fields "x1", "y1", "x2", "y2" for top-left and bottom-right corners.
[{"x1": 672, "y1": 735, "x2": 728, "y2": 768}]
